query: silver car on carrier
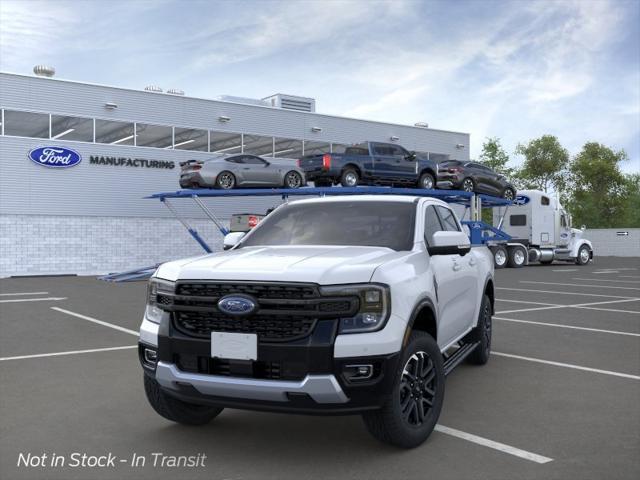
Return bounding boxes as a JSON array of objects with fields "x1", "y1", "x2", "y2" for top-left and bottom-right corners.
[{"x1": 179, "y1": 154, "x2": 306, "y2": 189}]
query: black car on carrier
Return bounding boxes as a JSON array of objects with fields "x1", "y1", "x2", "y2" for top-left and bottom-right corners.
[{"x1": 437, "y1": 160, "x2": 516, "y2": 199}]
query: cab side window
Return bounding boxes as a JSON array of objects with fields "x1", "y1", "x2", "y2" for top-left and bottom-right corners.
[
  {"x1": 424, "y1": 205, "x2": 443, "y2": 246},
  {"x1": 435, "y1": 206, "x2": 461, "y2": 232}
]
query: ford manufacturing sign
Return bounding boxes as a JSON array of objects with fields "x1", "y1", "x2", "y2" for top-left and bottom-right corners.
[{"x1": 28, "y1": 146, "x2": 82, "y2": 168}]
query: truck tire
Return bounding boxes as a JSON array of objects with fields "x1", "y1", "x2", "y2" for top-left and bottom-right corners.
[
  {"x1": 418, "y1": 172, "x2": 435, "y2": 190},
  {"x1": 362, "y1": 331, "x2": 445, "y2": 449},
  {"x1": 576, "y1": 245, "x2": 591, "y2": 265},
  {"x1": 216, "y1": 171, "x2": 236, "y2": 189},
  {"x1": 466, "y1": 294, "x2": 492, "y2": 365},
  {"x1": 340, "y1": 168, "x2": 360, "y2": 187},
  {"x1": 143, "y1": 375, "x2": 223, "y2": 425},
  {"x1": 491, "y1": 245, "x2": 508, "y2": 269},
  {"x1": 507, "y1": 245, "x2": 526, "y2": 268}
]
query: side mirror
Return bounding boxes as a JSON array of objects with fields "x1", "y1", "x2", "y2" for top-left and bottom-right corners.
[
  {"x1": 406, "y1": 151, "x2": 417, "y2": 161},
  {"x1": 427, "y1": 231, "x2": 471, "y2": 256},
  {"x1": 223, "y1": 231, "x2": 246, "y2": 250}
]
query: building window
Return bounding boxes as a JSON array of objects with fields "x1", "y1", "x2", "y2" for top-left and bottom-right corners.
[
  {"x1": 95, "y1": 119, "x2": 135, "y2": 145},
  {"x1": 273, "y1": 137, "x2": 303, "y2": 159},
  {"x1": 3, "y1": 110, "x2": 49, "y2": 138},
  {"x1": 51, "y1": 114, "x2": 93, "y2": 142},
  {"x1": 303, "y1": 140, "x2": 330, "y2": 156},
  {"x1": 210, "y1": 131, "x2": 242, "y2": 154},
  {"x1": 244, "y1": 134, "x2": 274, "y2": 156},
  {"x1": 173, "y1": 127, "x2": 208, "y2": 151},
  {"x1": 135, "y1": 123, "x2": 173, "y2": 148}
]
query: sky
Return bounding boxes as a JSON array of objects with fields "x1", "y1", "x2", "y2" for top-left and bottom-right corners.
[{"x1": 1, "y1": 0, "x2": 638, "y2": 173}]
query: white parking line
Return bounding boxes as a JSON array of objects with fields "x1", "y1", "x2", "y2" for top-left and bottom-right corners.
[
  {"x1": 572, "y1": 278, "x2": 640, "y2": 284},
  {"x1": 51, "y1": 307, "x2": 138, "y2": 336},
  {"x1": 0, "y1": 291, "x2": 49, "y2": 296},
  {"x1": 434, "y1": 425, "x2": 553, "y2": 464},
  {"x1": 620, "y1": 275, "x2": 640, "y2": 279},
  {"x1": 520, "y1": 281, "x2": 640, "y2": 291},
  {"x1": 492, "y1": 352, "x2": 640, "y2": 380},
  {"x1": 0, "y1": 297, "x2": 67, "y2": 303},
  {"x1": 494, "y1": 317, "x2": 640, "y2": 337},
  {"x1": 496, "y1": 299, "x2": 558, "y2": 306},
  {"x1": 593, "y1": 270, "x2": 620, "y2": 274},
  {"x1": 496, "y1": 298, "x2": 640, "y2": 315},
  {"x1": 497, "y1": 287, "x2": 637, "y2": 299},
  {"x1": 552, "y1": 269, "x2": 579, "y2": 272},
  {"x1": 0, "y1": 346, "x2": 137, "y2": 361}
]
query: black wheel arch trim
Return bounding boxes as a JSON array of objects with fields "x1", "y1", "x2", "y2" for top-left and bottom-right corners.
[{"x1": 403, "y1": 296, "x2": 438, "y2": 347}]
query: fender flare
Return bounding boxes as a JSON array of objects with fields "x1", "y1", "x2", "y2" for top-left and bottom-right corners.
[
  {"x1": 571, "y1": 238, "x2": 594, "y2": 258},
  {"x1": 403, "y1": 296, "x2": 438, "y2": 347}
]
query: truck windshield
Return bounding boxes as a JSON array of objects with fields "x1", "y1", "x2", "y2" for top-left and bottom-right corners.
[{"x1": 239, "y1": 201, "x2": 416, "y2": 251}]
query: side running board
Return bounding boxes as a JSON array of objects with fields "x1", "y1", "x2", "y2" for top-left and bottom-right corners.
[{"x1": 443, "y1": 341, "x2": 479, "y2": 376}]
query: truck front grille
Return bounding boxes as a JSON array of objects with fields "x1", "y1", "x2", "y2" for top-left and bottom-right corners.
[
  {"x1": 174, "y1": 311, "x2": 317, "y2": 342},
  {"x1": 168, "y1": 282, "x2": 359, "y2": 342}
]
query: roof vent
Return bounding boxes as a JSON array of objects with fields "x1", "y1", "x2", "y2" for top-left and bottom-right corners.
[
  {"x1": 144, "y1": 85, "x2": 163, "y2": 93},
  {"x1": 262, "y1": 94, "x2": 316, "y2": 113},
  {"x1": 33, "y1": 65, "x2": 55, "y2": 77},
  {"x1": 167, "y1": 88, "x2": 185, "y2": 96}
]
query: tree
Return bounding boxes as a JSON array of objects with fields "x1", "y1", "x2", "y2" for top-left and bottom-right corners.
[
  {"x1": 619, "y1": 174, "x2": 640, "y2": 227},
  {"x1": 479, "y1": 137, "x2": 514, "y2": 177},
  {"x1": 515, "y1": 135, "x2": 569, "y2": 193},
  {"x1": 566, "y1": 142, "x2": 629, "y2": 228}
]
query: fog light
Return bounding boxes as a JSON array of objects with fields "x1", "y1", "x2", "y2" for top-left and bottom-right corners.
[
  {"x1": 344, "y1": 364, "x2": 373, "y2": 381},
  {"x1": 144, "y1": 348, "x2": 157, "y2": 365}
]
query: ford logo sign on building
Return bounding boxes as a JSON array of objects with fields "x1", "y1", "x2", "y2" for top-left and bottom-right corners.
[
  {"x1": 28, "y1": 146, "x2": 82, "y2": 168},
  {"x1": 217, "y1": 295, "x2": 257, "y2": 316}
]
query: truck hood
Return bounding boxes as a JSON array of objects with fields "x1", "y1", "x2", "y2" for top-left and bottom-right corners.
[{"x1": 155, "y1": 246, "x2": 407, "y2": 284}]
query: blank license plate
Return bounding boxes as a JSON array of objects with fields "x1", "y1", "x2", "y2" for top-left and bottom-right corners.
[{"x1": 211, "y1": 332, "x2": 257, "y2": 361}]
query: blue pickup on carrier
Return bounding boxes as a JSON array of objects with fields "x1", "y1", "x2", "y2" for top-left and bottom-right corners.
[{"x1": 298, "y1": 141, "x2": 439, "y2": 190}]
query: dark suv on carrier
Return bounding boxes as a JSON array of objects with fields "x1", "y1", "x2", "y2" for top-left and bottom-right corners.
[{"x1": 437, "y1": 160, "x2": 516, "y2": 199}]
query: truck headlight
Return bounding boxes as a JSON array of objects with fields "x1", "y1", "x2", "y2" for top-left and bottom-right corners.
[
  {"x1": 145, "y1": 278, "x2": 175, "y2": 324},
  {"x1": 320, "y1": 284, "x2": 391, "y2": 334}
]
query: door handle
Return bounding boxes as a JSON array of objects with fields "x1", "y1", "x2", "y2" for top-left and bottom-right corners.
[
  {"x1": 452, "y1": 262, "x2": 462, "y2": 272},
  {"x1": 469, "y1": 257, "x2": 477, "y2": 267}
]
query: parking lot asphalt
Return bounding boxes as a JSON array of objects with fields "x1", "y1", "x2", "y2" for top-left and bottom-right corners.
[{"x1": 1, "y1": 256, "x2": 639, "y2": 480}]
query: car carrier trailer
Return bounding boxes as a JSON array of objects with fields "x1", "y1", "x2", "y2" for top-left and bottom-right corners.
[{"x1": 99, "y1": 186, "x2": 591, "y2": 282}]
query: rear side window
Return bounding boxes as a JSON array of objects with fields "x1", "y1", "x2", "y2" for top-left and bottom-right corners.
[
  {"x1": 424, "y1": 206, "x2": 443, "y2": 246},
  {"x1": 541, "y1": 196, "x2": 550, "y2": 206},
  {"x1": 226, "y1": 156, "x2": 244, "y2": 164},
  {"x1": 510, "y1": 215, "x2": 527, "y2": 226},
  {"x1": 345, "y1": 147, "x2": 370, "y2": 156},
  {"x1": 435, "y1": 206, "x2": 461, "y2": 232}
]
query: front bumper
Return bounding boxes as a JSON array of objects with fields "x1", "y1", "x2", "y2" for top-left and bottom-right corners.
[{"x1": 140, "y1": 314, "x2": 401, "y2": 414}]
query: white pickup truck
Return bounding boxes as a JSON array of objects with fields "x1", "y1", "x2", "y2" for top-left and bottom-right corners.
[{"x1": 139, "y1": 195, "x2": 495, "y2": 448}]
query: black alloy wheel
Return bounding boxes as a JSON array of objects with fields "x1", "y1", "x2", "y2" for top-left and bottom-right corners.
[{"x1": 399, "y1": 351, "x2": 438, "y2": 427}]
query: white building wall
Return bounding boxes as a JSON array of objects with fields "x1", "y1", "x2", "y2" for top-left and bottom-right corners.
[
  {"x1": 584, "y1": 228, "x2": 640, "y2": 257},
  {"x1": 0, "y1": 215, "x2": 226, "y2": 277}
]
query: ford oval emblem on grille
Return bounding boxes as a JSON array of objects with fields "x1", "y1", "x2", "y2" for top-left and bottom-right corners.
[{"x1": 217, "y1": 295, "x2": 257, "y2": 316}]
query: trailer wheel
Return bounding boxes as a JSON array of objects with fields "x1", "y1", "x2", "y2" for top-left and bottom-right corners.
[
  {"x1": 576, "y1": 245, "x2": 591, "y2": 265},
  {"x1": 507, "y1": 246, "x2": 526, "y2": 268},
  {"x1": 491, "y1": 246, "x2": 508, "y2": 269}
]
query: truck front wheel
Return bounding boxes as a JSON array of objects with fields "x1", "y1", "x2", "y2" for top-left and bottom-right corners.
[
  {"x1": 576, "y1": 245, "x2": 591, "y2": 265},
  {"x1": 143, "y1": 375, "x2": 223, "y2": 425},
  {"x1": 362, "y1": 331, "x2": 445, "y2": 448}
]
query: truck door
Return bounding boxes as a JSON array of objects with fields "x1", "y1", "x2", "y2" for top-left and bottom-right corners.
[
  {"x1": 424, "y1": 205, "x2": 479, "y2": 346},
  {"x1": 558, "y1": 211, "x2": 571, "y2": 247},
  {"x1": 372, "y1": 143, "x2": 416, "y2": 182}
]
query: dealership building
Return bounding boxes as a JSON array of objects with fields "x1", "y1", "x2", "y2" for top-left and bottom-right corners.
[{"x1": 0, "y1": 69, "x2": 470, "y2": 277}]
